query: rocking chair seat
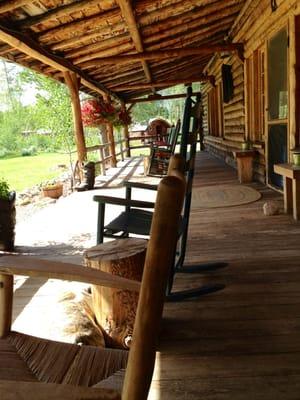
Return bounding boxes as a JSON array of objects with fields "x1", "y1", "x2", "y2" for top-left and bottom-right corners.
[
  {"x1": 104, "y1": 209, "x2": 153, "y2": 237},
  {"x1": 0, "y1": 331, "x2": 128, "y2": 388}
]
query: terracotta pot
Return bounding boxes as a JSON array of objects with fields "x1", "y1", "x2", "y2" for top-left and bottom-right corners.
[
  {"x1": 42, "y1": 184, "x2": 63, "y2": 199},
  {"x1": 0, "y1": 191, "x2": 16, "y2": 251}
]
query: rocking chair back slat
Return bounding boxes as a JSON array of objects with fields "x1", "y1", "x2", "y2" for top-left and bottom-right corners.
[{"x1": 122, "y1": 175, "x2": 186, "y2": 400}]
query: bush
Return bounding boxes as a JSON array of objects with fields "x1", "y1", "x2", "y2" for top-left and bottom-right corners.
[
  {"x1": 0, "y1": 178, "x2": 10, "y2": 200},
  {"x1": 21, "y1": 146, "x2": 37, "y2": 156},
  {"x1": 0, "y1": 148, "x2": 9, "y2": 158}
]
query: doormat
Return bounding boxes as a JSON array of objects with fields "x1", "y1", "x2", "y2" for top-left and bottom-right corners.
[{"x1": 192, "y1": 184, "x2": 261, "y2": 208}]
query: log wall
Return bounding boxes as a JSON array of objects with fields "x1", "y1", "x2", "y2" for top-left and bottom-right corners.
[{"x1": 203, "y1": 0, "x2": 300, "y2": 184}]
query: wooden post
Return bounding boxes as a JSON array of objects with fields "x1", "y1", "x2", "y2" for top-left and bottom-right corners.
[
  {"x1": 64, "y1": 71, "x2": 87, "y2": 163},
  {"x1": 103, "y1": 94, "x2": 117, "y2": 167},
  {"x1": 0, "y1": 274, "x2": 13, "y2": 338},
  {"x1": 84, "y1": 238, "x2": 147, "y2": 348},
  {"x1": 107, "y1": 122, "x2": 117, "y2": 167},
  {"x1": 122, "y1": 103, "x2": 131, "y2": 157}
]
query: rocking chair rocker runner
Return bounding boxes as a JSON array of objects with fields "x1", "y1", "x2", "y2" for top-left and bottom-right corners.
[{"x1": 0, "y1": 174, "x2": 185, "y2": 400}]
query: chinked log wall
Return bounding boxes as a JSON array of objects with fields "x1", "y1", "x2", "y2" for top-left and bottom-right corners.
[
  {"x1": 203, "y1": 54, "x2": 245, "y2": 170},
  {"x1": 203, "y1": 0, "x2": 300, "y2": 184}
]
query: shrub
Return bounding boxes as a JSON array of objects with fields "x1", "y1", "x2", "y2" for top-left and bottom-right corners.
[
  {"x1": 21, "y1": 146, "x2": 37, "y2": 156},
  {"x1": 0, "y1": 178, "x2": 10, "y2": 200},
  {"x1": 0, "y1": 148, "x2": 8, "y2": 158}
]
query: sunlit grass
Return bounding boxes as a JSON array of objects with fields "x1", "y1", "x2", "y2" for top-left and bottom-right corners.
[{"x1": 0, "y1": 152, "x2": 70, "y2": 192}]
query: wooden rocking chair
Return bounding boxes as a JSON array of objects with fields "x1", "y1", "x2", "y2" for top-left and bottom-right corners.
[
  {"x1": 146, "y1": 119, "x2": 181, "y2": 176},
  {"x1": 0, "y1": 174, "x2": 185, "y2": 400}
]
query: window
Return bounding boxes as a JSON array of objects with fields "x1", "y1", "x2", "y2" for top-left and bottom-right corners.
[
  {"x1": 207, "y1": 84, "x2": 223, "y2": 137},
  {"x1": 246, "y1": 49, "x2": 265, "y2": 141}
]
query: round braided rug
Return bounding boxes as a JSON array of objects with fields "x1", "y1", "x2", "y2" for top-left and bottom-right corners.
[{"x1": 192, "y1": 184, "x2": 261, "y2": 208}]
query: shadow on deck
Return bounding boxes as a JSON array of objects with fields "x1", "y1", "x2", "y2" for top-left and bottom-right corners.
[{"x1": 12, "y1": 151, "x2": 300, "y2": 398}]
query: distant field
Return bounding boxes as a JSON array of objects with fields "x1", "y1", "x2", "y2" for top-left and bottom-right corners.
[{"x1": 0, "y1": 153, "x2": 70, "y2": 192}]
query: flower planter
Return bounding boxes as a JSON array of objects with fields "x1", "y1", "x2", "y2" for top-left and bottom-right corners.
[
  {"x1": 0, "y1": 191, "x2": 16, "y2": 251},
  {"x1": 42, "y1": 184, "x2": 63, "y2": 199}
]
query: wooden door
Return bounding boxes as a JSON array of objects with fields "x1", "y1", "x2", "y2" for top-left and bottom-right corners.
[{"x1": 266, "y1": 28, "x2": 289, "y2": 189}]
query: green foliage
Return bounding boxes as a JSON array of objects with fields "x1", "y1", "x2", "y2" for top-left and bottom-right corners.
[
  {"x1": 0, "y1": 178, "x2": 10, "y2": 200},
  {"x1": 131, "y1": 101, "x2": 169, "y2": 125},
  {"x1": 0, "y1": 61, "x2": 74, "y2": 158},
  {"x1": 21, "y1": 146, "x2": 37, "y2": 156},
  {"x1": 19, "y1": 69, "x2": 74, "y2": 153}
]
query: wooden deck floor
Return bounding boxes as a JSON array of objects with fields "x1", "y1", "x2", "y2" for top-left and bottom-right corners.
[
  {"x1": 153, "y1": 152, "x2": 300, "y2": 399},
  {"x1": 11, "y1": 152, "x2": 300, "y2": 399}
]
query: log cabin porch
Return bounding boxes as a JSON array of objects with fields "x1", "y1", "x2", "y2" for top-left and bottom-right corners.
[{"x1": 11, "y1": 151, "x2": 300, "y2": 399}]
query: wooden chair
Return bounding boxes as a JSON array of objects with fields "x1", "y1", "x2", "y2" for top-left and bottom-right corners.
[
  {"x1": 147, "y1": 119, "x2": 181, "y2": 176},
  {"x1": 0, "y1": 174, "x2": 185, "y2": 400}
]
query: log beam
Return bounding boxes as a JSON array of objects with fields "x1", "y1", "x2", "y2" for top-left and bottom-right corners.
[
  {"x1": 0, "y1": 0, "x2": 29, "y2": 14},
  {"x1": 81, "y1": 44, "x2": 244, "y2": 68},
  {"x1": 0, "y1": 23, "x2": 121, "y2": 101},
  {"x1": 18, "y1": 0, "x2": 110, "y2": 28},
  {"x1": 112, "y1": 77, "x2": 214, "y2": 91},
  {"x1": 64, "y1": 71, "x2": 87, "y2": 163},
  {"x1": 116, "y1": 0, "x2": 153, "y2": 90},
  {"x1": 125, "y1": 92, "x2": 202, "y2": 103}
]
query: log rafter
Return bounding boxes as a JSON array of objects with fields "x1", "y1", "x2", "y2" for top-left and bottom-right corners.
[
  {"x1": 116, "y1": 0, "x2": 153, "y2": 88},
  {"x1": 18, "y1": 0, "x2": 117, "y2": 28},
  {"x1": 111, "y1": 76, "x2": 215, "y2": 91},
  {"x1": 125, "y1": 92, "x2": 202, "y2": 104},
  {"x1": 0, "y1": 22, "x2": 121, "y2": 101},
  {"x1": 0, "y1": 0, "x2": 30, "y2": 14},
  {"x1": 80, "y1": 44, "x2": 244, "y2": 68}
]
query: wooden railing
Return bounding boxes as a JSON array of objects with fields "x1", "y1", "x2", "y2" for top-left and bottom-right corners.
[
  {"x1": 128, "y1": 130, "x2": 169, "y2": 152},
  {"x1": 86, "y1": 138, "x2": 129, "y2": 175}
]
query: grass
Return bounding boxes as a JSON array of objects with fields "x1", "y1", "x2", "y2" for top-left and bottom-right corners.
[{"x1": 0, "y1": 152, "x2": 70, "y2": 192}]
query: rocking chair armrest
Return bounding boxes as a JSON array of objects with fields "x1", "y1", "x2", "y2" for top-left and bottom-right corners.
[
  {"x1": 0, "y1": 380, "x2": 120, "y2": 400},
  {"x1": 93, "y1": 195, "x2": 155, "y2": 209},
  {"x1": 0, "y1": 255, "x2": 140, "y2": 292},
  {"x1": 123, "y1": 181, "x2": 159, "y2": 191}
]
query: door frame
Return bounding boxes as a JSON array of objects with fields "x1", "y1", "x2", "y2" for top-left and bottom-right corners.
[{"x1": 265, "y1": 24, "x2": 290, "y2": 190}]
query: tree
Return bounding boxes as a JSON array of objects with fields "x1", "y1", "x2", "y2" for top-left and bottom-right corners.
[{"x1": 19, "y1": 68, "x2": 74, "y2": 152}]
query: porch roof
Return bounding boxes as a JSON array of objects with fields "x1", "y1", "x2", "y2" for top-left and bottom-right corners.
[{"x1": 0, "y1": 0, "x2": 246, "y2": 101}]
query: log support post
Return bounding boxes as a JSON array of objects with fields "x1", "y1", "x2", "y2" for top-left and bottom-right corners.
[
  {"x1": 122, "y1": 103, "x2": 131, "y2": 158},
  {"x1": 103, "y1": 94, "x2": 117, "y2": 167},
  {"x1": 64, "y1": 71, "x2": 87, "y2": 164},
  {"x1": 0, "y1": 274, "x2": 13, "y2": 338}
]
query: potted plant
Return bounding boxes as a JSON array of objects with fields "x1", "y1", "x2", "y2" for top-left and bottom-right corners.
[
  {"x1": 0, "y1": 178, "x2": 16, "y2": 251},
  {"x1": 41, "y1": 180, "x2": 63, "y2": 199}
]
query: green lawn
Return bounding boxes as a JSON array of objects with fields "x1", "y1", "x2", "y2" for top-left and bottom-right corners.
[{"x1": 0, "y1": 153, "x2": 70, "y2": 192}]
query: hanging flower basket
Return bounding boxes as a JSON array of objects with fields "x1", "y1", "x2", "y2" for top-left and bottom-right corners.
[{"x1": 81, "y1": 98, "x2": 131, "y2": 127}]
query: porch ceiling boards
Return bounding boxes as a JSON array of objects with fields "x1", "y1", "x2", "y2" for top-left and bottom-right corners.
[{"x1": 0, "y1": 0, "x2": 246, "y2": 100}]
